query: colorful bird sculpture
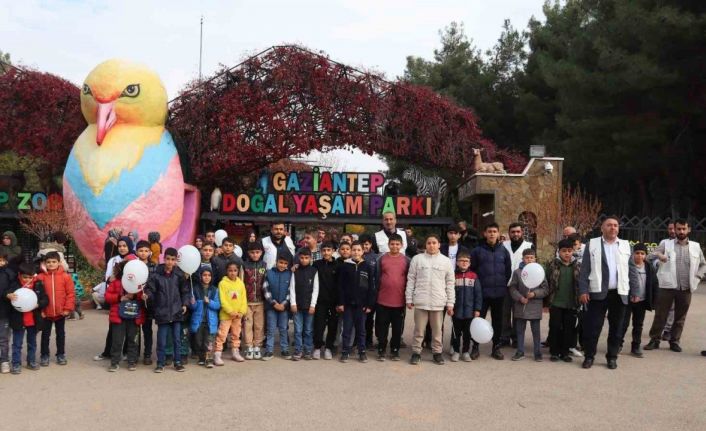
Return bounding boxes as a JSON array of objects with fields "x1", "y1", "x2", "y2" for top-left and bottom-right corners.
[{"x1": 63, "y1": 59, "x2": 199, "y2": 268}]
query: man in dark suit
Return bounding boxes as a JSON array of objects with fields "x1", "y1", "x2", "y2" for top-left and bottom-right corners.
[{"x1": 578, "y1": 216, "x2": 631, "y2": 370}]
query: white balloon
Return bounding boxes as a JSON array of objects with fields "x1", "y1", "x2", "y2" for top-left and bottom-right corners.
[
  {"x1": 470, "y1": 317, "x2": 493, "y2": 344},
  {"x1": 12, "y1": 288, "x2": 38, "y2": 312},
  {"x1": 122, "y1": 260, "x2": 149, "y2": 293},
  {"x1": 234, "y1": 244, "x2": 243, "y2": 258},
  {"x1": 214, "y1": 229, "x2": 228, "y2": 247},
  {"x1": 520, "y1": 262, "x2": 546, "y2": 289},
  {"x1": 177, "y1": 245, "x2": 201, "y2": 275}
]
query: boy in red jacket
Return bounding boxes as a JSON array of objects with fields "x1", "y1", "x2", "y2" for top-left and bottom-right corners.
[
  {"x1": 37, "y1": 251, "x2": 75, "y2": 366},
  {"x1": 105, "y1": 258, "x2": 145, "y2": 372}
]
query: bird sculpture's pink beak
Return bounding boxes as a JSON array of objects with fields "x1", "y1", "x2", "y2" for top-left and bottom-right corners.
[{"x1": 96, "y1": 101, "x2": 116, "y2": 145}]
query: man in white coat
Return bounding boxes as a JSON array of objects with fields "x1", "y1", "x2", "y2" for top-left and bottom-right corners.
[
  {"x1": 374, "y1": 212, "x2": 408, "y2": 255},
  {"x1": 578, "y1": 216, "x2": 631, "y2": 370},
  {"x1": 644, "y1": 219, "x2": 705, "y2": 352},
  {"x1": 500, "y1": 222, "x2": 534, "y2": 347},
  {"x1": 262, "y1": 222, "x2": 296, "y2": 269}
]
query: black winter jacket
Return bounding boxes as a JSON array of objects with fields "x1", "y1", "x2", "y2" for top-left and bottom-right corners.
[
  {"x1": 314, "y1": 258, "x2": 338, "y2": 306},
  {"x1": 145, "y1": 265, "x2": 191, "y2": 324},
  {"x1": 337, "y1": 259, "x2": 375, "y2": 308}
]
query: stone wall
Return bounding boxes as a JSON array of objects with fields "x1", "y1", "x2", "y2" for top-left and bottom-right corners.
[{"x1": 458, "y1": 157, "x2": 564, "y2": 261}]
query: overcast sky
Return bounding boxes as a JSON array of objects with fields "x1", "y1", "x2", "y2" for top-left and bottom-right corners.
[{"x1": 1, "y1": 0, "x2": 546, "y2": 171}]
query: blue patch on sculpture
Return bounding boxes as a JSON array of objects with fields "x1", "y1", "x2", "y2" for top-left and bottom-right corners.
[{"x1": 64, "y1": 131, "x2": 177, "y2": 229}]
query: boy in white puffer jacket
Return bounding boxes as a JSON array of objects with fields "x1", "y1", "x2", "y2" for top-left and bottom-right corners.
[{"x1": 406, "y1": 234, "x2": 455, "y2": 365}]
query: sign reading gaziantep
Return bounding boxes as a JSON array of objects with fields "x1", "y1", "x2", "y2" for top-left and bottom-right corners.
[{"x1": 219, "y1": 169, "x2": 433, "y2": 218}]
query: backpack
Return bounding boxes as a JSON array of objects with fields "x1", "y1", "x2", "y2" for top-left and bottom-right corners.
[{"x1": 118, "y1": 300, "x2": 140, "y2": 320}]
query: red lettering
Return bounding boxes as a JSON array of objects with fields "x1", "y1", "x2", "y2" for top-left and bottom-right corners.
[
  {"x1": 222, "y1": 193, "x2": 236, "y2": 212},
  {"x1": 304, "y1": 195, "x2": 318, "y2": 214},
  {"x1": 319, "y1": 172, "x2": 332, "y2": 192},
  {"x1": 292, "y1": 194, "x2": 307, "y2": 213},
  {"x1": 410, "y1": 197, "x2": 425, "y2": 216}
]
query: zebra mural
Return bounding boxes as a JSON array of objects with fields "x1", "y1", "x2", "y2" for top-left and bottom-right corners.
[{"x1": 402, "y1": 167, "x2": 448, "y2": 215}]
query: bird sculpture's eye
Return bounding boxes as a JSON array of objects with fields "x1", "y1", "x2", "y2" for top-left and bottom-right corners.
[
  {"x1": 121, "y1": 84, "x2": 140, "y2": 98},
  {"x1": 82, "y1": 84, "x2": 92, "y2": 95}
]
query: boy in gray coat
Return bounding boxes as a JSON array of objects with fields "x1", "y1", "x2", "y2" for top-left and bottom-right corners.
[{"x1": 509, "y1": 249, "x2": 548, "y2": 361}]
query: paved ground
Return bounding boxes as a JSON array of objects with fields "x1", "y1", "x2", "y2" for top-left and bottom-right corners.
[{"x1": 2, "y1": 292, "x2": 706, "y2": 430}]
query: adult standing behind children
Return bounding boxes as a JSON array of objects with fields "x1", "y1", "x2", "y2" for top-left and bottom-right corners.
[
  {"x1": 501, "y1": 222, "x2": 534, "y2": 348},
  {"x1": 578, "y1": 216, "x2": 631, "y2": 370},
  {"x1": 644, "y1": 219, "x2": 706, "y2": 353},
  {"x1": 470, "y1": 223, "x2": 512, "y2": 360},
  {"x1": 374, "y1": 212, "x2": 408, "y2": 255},
  {"x1": 262, "y1": 223, "x2": 296, "y2": 269},
  {"x1": 406, "y1": 234, "x2": 455, "y2": 366}
]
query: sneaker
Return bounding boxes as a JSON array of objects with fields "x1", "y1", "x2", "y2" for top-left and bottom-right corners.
[
  {"x1": 27, "y1": 362, "x2": 40, "y2": 371},
  {"x1": 324, "y1": 348, "x2": 333, "y2": 360},
  {"x1": 643, "y1": 339, "x2": 660, "y2": 350},
  {"x1": 313, "y1": 349, "x2": 321, "y2": 360},
  {"x1": 292, "y1": 351, "x2": 302, "y2": 361},
  {"x1": 409, "y1": 353, "x2": 421, "y2": 365},
  {"x1": 93, "y1": 353, "x2": 108, "y2": 361},
  {"x1": 461, "y1": 352, "x2": 472, "y2": 362},
  {"x1": 569, "y1": 348, "x2": 584, "y2": 358},
  {"x1": 0, "y1": 362, "x2": 10, "y2": 374},
  {"x1": 432, "y1": 353, "x2": 445, "y2": 365},
  {"x1": 174, "y1": 363, "x2": 185, "y2": 372},
  {"x1": 511, "y1": 352, "x2": 525, "y2": 361},
  {"x1": 245, "y1": 347, "x2": 254, "y2": 360},
  {"x1": 154, "y1": 366, "x2": 164, "y2": 373},
  {"x1": 450, "y1": 352, "x2": 460, "y2": 362},
  {"x1": 143, "y1": 356, "x2": 153, "y2": 366},
  {"x1": 57, "y1": 355, "x2": 67, "y2": 365},
  {"x1": 66, "y1": 314, "x2": 76, "y2": 321},
  {"x1": 534, "y1": 354, "x2": 543, "y2": 362},
  {"x1": 10, "y1": 364, "x2": 21, "y2": 374},
  {"x1": 213, "y1": 352, "x2": 224, "y2": 366},
  {"x1": 262, "y1": 352, "x2": 274, "y2": 361},
  {"x1": 205, "y1": 361, "x2": 214, "y2": 368},
  {"x1": 339, "y1": 352, "x2": 350, "y2": 363},
  {"x1": 377, "y1": 352, "x2": 386, "y2": 362},
  {"x1": 108, "y1": 364, "x2": 119, "y2": 372},
  {"x1": 303, "y1": 351, "x2": 313, "y2": 360},
  {"x1": 550, "y1": 355, "x2": 560, "y2": 362},
  {"x1": 491, "y1": 349, "x2": 505, "y2": 360},
  {"x1": 358, "y1": 353, "x2": 368, "y2": 363},
  {"x1": 165, "y1": 355, "x2": 173, "y2": 366},
  {"x1": 40, "y1": 356, "x2": 50, "y2": 367},
  {"x1": 253, "y1": 347, "x2": 262, "y2": 360},
  {"x1": 391, "y1": 351, "x2": 401, "y2": 361},
  {"x1": 232, "y1": 349, "x2": 245, "y2": 362},
  {"x1": 470, "y1": 345, "x2": 480, "y2": 360},
  {"x1": 562, "y1": 355, "x2": 573, "y2": 363},
  {"x1": 281, "y1": 351, "x2": 292, "y2": 360},
  {"x1": 128, "y1": 363, "x2": 137, "y2": 371},
  {"x1": 197, "y1": 360, "x2": 206, "y2": 366}
]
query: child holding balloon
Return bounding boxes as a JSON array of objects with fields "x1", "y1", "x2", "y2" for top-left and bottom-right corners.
[
  {"x1": 6, "y1": 263, "x2": 49, "y2": 374},
  {"x1": 508, "y1": 249, "x2": 548, "y2": 361},
  {"x1": 105, "y1": 257, "x2": 145, "y2": 372}
]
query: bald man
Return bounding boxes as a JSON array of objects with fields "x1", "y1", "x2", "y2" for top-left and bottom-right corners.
[{"x1": 374, "y1": 212, "x2": 408, "y2": 254}]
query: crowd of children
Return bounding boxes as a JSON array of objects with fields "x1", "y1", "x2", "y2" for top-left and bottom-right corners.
[{"x1": 0, "y1": 221, "x2": 673, "y2": 375}]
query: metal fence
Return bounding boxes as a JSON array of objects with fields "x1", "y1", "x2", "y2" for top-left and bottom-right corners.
[{"x1": 596, "y1": 214, "x2": 706, "y2": 249}]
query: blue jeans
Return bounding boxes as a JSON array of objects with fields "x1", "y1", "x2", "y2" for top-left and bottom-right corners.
[
  {"x1": 157, "y1": 322, "x2": 182, "y2": 366},
  {"x1": 293, "y1": 311, "x2": 314, "y2": 354},
  {"x1": 265, "y1": 309, "x2": 289, "y2": 354},
  {"x1": 12, "y1": 327, "x2": 38, "y2": 366},
  {"x1": 342, "y1": 305, "x2": 366, "y2": 354}
]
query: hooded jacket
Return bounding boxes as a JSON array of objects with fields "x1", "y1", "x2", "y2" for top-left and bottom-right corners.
[
  {"x1": 0, "y1": 231, "x2": 21, "y2": 259},
  {"x1": 218, "y1": 276, "x2": 247, "y2": 320},
  {"x1": 36, "y1": 265, "x2": 75, "y2": 320},
  {"x1": 188, "y1": 279, "x2": 221, "y2": 334},
  {"x1": 453, "y1": 268, "x2": 482, "y2": 319},
  {"x1": 145, "y1": 264, "x2": 190, "y2": 324},
  {"x1": 105, "y1": 278, "x2": 146, "y2": 325}
]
